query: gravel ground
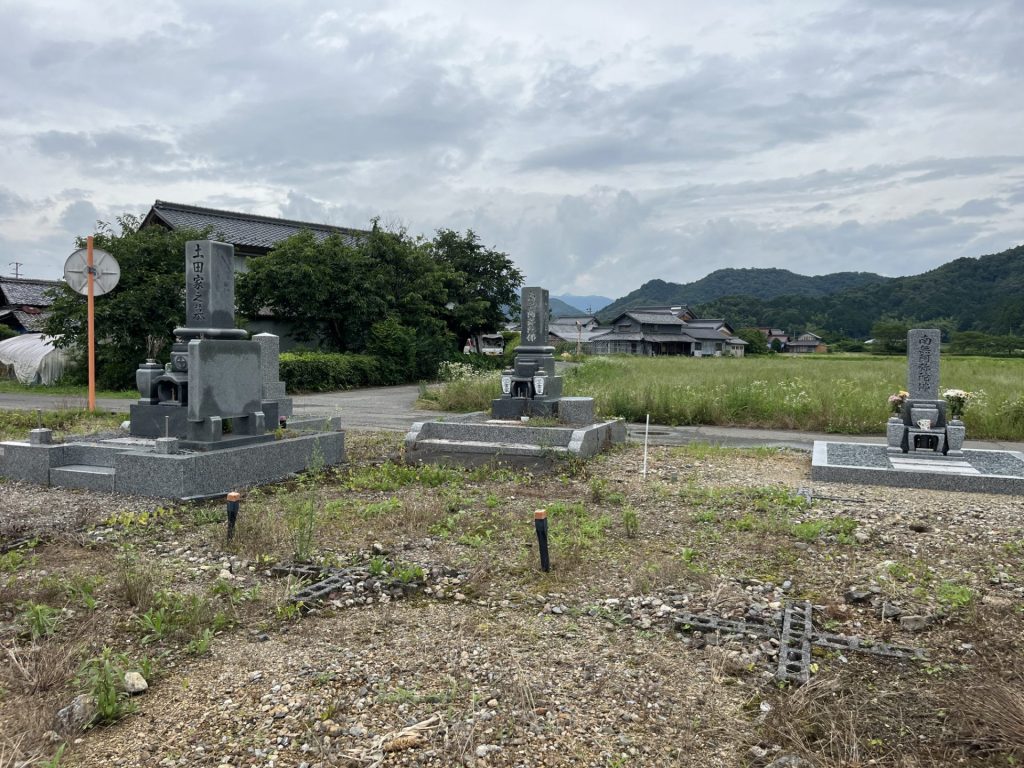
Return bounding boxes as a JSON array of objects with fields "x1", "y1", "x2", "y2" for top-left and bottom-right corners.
[{"x1": 2, "y1": 436, "x2": 1023, "y2": 767}]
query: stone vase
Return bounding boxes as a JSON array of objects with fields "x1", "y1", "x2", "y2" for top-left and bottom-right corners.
[
  {"x1": 946, "y1": 419, "x2": 966, "y2": 453},
  {"x1": 886, "y1": 416, "x2": 904, "y2": 452}
]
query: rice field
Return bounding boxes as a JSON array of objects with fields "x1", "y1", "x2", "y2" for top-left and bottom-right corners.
[{"x1": 419, "y1": 354, "x2": 1024, "y2": 440}]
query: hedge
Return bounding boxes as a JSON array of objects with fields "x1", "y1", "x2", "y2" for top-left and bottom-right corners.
[{"x1": 279, "y1": 352, "x2": 382, "y2": 392}]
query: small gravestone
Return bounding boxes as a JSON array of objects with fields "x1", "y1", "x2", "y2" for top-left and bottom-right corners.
[
  {"x1": 253, "y1": 333, "x2": 293, "y2": 419},
  {"x1": 888, "y1": 329, "x2": 949, "y2": 456}
]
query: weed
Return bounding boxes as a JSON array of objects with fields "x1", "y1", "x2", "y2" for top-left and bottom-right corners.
[
  {"x1": 19, "y1": 602, "x2": 61, "y2": 640},
  {"x1": 78, "y1": 647, "x2": 137, "y2": 726},
  {"x1": 116, "y1": 546, "x2": 158, "y2": 611},
  {"x1": 369, "y1": 556, "x2": 389, "y2": 576},
  {"x1": 186, "y1": 628, "x2": 215, "y2": 656},
  {"x1": 284, "y1": 495, "x2": 318, "y2": 562},
  {"x1": 0, "y1": 546, "x2": 37, "y2": 573},
  {"x1": 276, "y1": 601, "x2": 303, "y2": 622},
  {"x1": 589, "y1": 477, "x2": 608, "y2": 502},
  {"x1": 137, "y1": 607, "x2": 170, "y2": 644},
  {"x1": 622, "y1": 505, "x2": 639, "y2": 538},
  {"x1": 393, "y1": 562, "x2": 425, "y2": 584},
  {"x1": 484, "y1": 493, "x2": 501, "y2": 509},
  {"x1": 358, "y1": 497, "x2": 403, "y2": 519},
  {"x1": 104, "y1": 506, "x2": 176, "y2": 528},
  {"x1": 937, "y1": 581, "x2": 975, "y2": 610}
]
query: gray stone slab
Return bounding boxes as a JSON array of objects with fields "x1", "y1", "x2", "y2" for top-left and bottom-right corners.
[
  {"x1": 907, "y1": 329, "x2": 940, "y2": 400},
  {"x1": 185, "y1": 240, "x2": 236, "y2": 329},
  {"x1": 811, "y1": 441, "x2": 1024, "y2": 494},
  {"x1": 405, "y1": 414, "x2": 625, "y2": 466},
  {"x1": 49, "y1": 464, "x2": 116, "y2": 493},
  {"x1": 559, "y1": 397, "x2": 595, "y2": 425},
  {"x1": 0, "y1": 441, "x2": 64, "y2": 485},
  {"x1": 113, "y1": 431, "x2": 345, "y2": 499},
  {"x1": 187, "y1": 339, "x2": 263, "y2": 421},
  {"x1": 129, "y1": 403, "x2": 189, "y2": 438}
]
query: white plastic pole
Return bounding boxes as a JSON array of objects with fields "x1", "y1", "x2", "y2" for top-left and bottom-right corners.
[{"x1": 642, "y1": 413, "x2": 650, "y2": 478}]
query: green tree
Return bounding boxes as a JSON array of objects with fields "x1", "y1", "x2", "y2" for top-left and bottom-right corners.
[
  {"x1": 43, "y1": 216, "x2": 207, "y2": 389},
  {"x1": 735, "y1": 327, "x2": 768, "y2": 355},
  {"x1": 429, "y1": 229, "x2": 523, "y2": 346},
  {"x1": 869, "y1": 319, "x2": 910, "y2": 355},
  {"x1": 237, "y1": 222, "x2": 460, "y2": 380}
]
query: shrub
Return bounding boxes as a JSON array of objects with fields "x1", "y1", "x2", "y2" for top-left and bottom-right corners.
[{"x1": 279, "y1": 352, "x2": 381, "y2": 392}]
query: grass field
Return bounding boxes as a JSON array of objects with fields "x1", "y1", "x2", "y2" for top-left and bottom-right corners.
[
  {"x1": 0, "y1": 380, "x2": 136, "y2": 399},
  {"x1": 419, "y1": 353, "x2": 1024, "y2": 440}
]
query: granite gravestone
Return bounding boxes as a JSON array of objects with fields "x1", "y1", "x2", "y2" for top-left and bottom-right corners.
[
  {"x1": 130, "y1": 240, "x2": 276, "y2": 447},
  {"x1": 253, "y1": 333, "x2": 293, "y2": 419},
  {"x1": 492, "y1": 287, "x2": 566, "y2": 419},
  {"x1": 887, "y1": 328, "x2": 949, "y2": 456}
]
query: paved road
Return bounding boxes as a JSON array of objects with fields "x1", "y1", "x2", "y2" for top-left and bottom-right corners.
[{"x1": 2, "y1": 385, "x2": 1022, "y2": 453}]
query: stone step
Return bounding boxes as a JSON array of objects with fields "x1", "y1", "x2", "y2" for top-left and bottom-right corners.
[
  {"x1": 59, "y1": 443, "x2": 136, "y2": 468},
  {"x1": 50, "y1": 464, "x2": 116, "y2": 493},
  {"x1": 413, "y1": 438, "x2": 569, "y2": 456}
]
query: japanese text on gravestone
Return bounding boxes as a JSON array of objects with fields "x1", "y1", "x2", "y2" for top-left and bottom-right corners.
[{"x1": 190, "y1": 243, "x2": 205, "y2": 323}]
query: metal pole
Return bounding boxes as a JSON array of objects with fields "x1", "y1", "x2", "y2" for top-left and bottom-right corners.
[
  {"x1": 86, "y1": 236, "x2": 96, "y2": 412},
  {"x1": 534, "y1": 509, "x2": 550, "y2": 572}
]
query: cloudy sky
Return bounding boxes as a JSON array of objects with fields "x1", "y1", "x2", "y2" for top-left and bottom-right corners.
[{"x1": 2, "y1": 0, "x2": 1023, "y2": 299}]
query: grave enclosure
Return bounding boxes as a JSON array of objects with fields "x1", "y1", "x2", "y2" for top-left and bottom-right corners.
[
  {"x1": 812, "y1": 329, "x2": 1024, "y2": 494},
  {"x1": 0, "y1": 241, "x2": 344, "y2": 499},
  {"x1": 405, "y1": 286, "x2": 625, "y2": 465}
]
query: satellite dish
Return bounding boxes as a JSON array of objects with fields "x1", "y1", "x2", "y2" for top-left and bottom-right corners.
[{"x1": 64, "y1": 247, "x2": 120, "y2": 296}]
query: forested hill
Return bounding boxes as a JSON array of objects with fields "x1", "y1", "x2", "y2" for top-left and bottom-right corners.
[
  {"x1": 597, "y1": 268, "x2": 889, "y2": 321},
  {"x1": 693, "y1": 244, "x2": 1024, "y2": 338}
]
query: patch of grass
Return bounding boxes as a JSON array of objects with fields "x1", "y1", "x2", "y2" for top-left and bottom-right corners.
[
  {"x1": 936, "y1": 581, "x2": 976, "y2": 611},
  {"x1": 284, "y1": 495, "x2": 318, "y2": 562},
  {"x1": 0, "y1": 548, "x2": 37, "y2": 573},
  {"x1": 358, "y1": 497, "x2": 403, "y2": 519},
  {"x1": 790, "y1": 516, "x2": 859, "y2": 543},
  {"x1": 17, "y1": 601, "x2": 62, "y2": 640},
  {"x1": 0, "y1": 408, "x2": 125, "y2": 441},
  {"x1": 545, "y1": 501, "x2": 611, "y2": 564},
  {"x1": 346, "y1": 461, "x2": 463, "y2": 491},
  {"x1": 116, "y1": 546, "x2": 159, "y2": 611},
  {"x1": 103, "y1": 505, "x2": 176, "y2": 528}
]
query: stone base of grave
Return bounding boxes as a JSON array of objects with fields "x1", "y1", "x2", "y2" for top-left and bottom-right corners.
[
  {"x1": 0, "y1": 424, "x2": 344, "y2": 500},
  {"x1": 811, "y1": 441, "x2": 1024, "y2": 495},
  {"x1": 404, "y1": 411, "x2": 625, "y2": 468}
]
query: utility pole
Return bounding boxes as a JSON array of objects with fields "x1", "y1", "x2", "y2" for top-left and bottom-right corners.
[{"x1": 9, "y1": 262, "x2": 21, "y2": 278}]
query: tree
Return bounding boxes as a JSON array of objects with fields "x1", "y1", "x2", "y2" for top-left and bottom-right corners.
[
  {"x1": 735, "y1": 327, "x2": 768, "y2": 355},
  {"x1": 237, "y1": 222, "x2": 461, "y2": 379},
  {"x1": 44, "y1": 215, "x2": 207, "y2": 389},
  {"x1": 429, "y1": 229, "x2": 523, "y2": 346},
  {"x1": 869, "y1": 319, "x2": 910, "y2": 355}
]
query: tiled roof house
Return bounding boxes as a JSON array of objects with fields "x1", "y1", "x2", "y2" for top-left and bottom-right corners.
[{"x1": 0, "y1": 277, "x2": 63, "y2": 333}]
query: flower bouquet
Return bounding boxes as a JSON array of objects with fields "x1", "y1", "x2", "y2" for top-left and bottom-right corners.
[
  {"x1": 942, "y1": 388, "x2": 973, "y2": 419},
  {"x1": 887, "y1": 390, "x2": 909, "y2": 416}
]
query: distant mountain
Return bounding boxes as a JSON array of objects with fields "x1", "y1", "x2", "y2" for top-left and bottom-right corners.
[
  {"x1": 689, "y1": 244, "x2": 1024, "y2": 338},
  {"x1": 549, "y1": 297, "x2": 586, "y2": 317},
  {"x1": 598, "y1": 268, "x2": 889, "y2": 321},
  {"x1": 554, "y1": 294, "x2": 613, "y2": 313}
]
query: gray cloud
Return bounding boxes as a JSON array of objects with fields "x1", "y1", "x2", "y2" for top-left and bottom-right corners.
[{"x1": 1, "y1": 0, "x2": 1023, "y2": 297}]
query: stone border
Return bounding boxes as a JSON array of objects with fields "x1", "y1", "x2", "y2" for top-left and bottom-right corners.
[{"x1": 811, "y1": 441, "x2": 1024, "y2": 495}]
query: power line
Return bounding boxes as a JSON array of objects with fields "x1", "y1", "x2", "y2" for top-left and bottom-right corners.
[{"x1": 9, "y1": 262, "x2": 22, "y2": 278}]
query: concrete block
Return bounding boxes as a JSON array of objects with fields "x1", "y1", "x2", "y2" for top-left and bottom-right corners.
[{"x1": 558, "y1": 397, "x2": 595, "y2": 425}]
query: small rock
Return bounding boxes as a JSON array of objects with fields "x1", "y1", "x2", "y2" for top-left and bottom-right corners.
[
  {"x1": 900, "y1": 614, "x2": 929, "y2": 632},
  {"x1": 843, "y1": 587, "x2": 872, "y2": 604},
  {"x1": 475, "y1": 744, "x2": 501, "y2": 758},
  {"x1": 55, "y1": 694, "x2": 95, "y2": 733},
  {"x1": 766, "y1": 756, "x2": 811, "y2": 768},
  {"x1": 124, "y1": 671, "x2": 149, "y2": 694},
  {"x1": 854, "y1": 530, "x2": 871, "y2": 544},
  {"x1": 218, "y1": 569, "x2": 234, "y2": 580},
  {"x1": 349, "y1": 723, "x2": 368, "y2": 738},
  {"x1": 878, "y1": 601, "x2": 902, "y2": 620}
]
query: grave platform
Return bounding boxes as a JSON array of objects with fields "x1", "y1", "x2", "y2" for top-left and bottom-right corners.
[
  {"x1": 811, "y1": 441, "x2": 1024, "y2": 494},
  {"x1": 404, "y1": 412, "x2": 626, "y2": 468},
  {"x1": 0, "y1": 420, "x2": 344, "y2": 501}
]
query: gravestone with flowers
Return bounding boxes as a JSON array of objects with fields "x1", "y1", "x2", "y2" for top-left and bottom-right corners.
[{"x1": 885, "y1": 329, "x2": 967, "y2": 457}]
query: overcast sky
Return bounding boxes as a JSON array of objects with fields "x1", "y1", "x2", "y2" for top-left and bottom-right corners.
[{"x1": 2, "y1": 0, "x2": 1023, "y2": 298}]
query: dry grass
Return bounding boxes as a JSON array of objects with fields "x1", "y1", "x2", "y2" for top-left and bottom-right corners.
[
  {"x1": 1, "y1": 640, "x2": 80, "y2": 695},
  {"x1": 951, "y1": 679, "x2": 1024, "y2": 759}
]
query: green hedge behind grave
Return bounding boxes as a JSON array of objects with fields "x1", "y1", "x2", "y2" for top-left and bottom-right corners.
[{"x1": 279, "y1": 352, "x2": 382, "y2": 392}]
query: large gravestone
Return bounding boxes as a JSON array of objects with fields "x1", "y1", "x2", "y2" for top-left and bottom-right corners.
[
  {"x1": 492, "y1": 287, "x2": 564, "y2": 419},
  {"x1": 131, "y1": 240, "x2": 277, "y2": 447},
  {"x1": 887, "y1": 329, "x2": 949, "y2": 456}
]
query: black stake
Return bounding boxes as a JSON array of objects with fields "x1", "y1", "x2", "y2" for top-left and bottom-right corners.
[
  {"x1": 226, "y1": 491, "x2": 240, "y2": 543},
  {"x1": 534, "y1": 509, "x2": 550, "y2": 572}
]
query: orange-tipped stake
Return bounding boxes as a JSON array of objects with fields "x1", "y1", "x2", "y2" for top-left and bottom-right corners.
[
  {"x1": 534, "y1": 509, "x2": 549, "y2": 572},
  {"x1": 226, "y1": 492, "x2": 241, "y2": 543}
]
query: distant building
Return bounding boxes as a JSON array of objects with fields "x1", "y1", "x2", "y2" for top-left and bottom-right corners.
[
  {"x1": 590, "y1": 308, "x2": 747, "y2": 357},
  {"x1": 0, "y1": 277, "x2": 62, "y2": 333},
  {"x1": 784, "y1": 332, "x2": 827, "y2": 354},
  {"x1": 548, "y1": 316, "x2": 603, "y2": 353}
]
